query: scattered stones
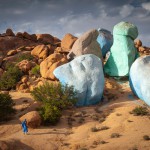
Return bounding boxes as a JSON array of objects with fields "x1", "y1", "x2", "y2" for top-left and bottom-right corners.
[
  {"x1": 19, "y1": 111, "x2": 42, "y2": 128},
  {"x1": 54, "y1": 54, "x2": 104, "y2": 106},
  {"x1": 104, "y1": 21, "x2": 139, "y2": 76},
  {"x1": 67, "y1": 29, "x2": 103, "y2": 61}
]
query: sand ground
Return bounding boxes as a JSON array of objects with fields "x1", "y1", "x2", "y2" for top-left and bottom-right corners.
[{"x1": 0, "y1": 78, "x2": 150, "y2": 150}]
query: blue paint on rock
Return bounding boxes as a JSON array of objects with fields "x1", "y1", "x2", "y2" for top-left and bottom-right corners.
[
  {"x1": 129, "y1": 56, "x2": 150, "y2": 106},
  {"x1": 97, "y1": 28, "x2": 113, "y2": 57},
  {"x1": 53, "y1": 54, "x2": 105, "y2": 106}
]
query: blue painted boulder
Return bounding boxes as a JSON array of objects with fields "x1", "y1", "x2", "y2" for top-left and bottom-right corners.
[
  {"x1": 104, "y1": 21, "x2": 139, "y2": 77},
  {"x1": 53, "y1": 54, "x2": 104, "y2": 106},
  {"x1": 97, "y1": 28, "x2": 113, "y2": 57},
  {"x1": 129, "y1": 56, "x2": 150, "y2": 106}
]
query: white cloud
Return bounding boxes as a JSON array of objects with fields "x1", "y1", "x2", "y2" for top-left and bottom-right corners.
[
  {"x1": 142, "y1": 2, "x2": 150, "y2": 11},
  {"x1": 13, "y1": 10, "x2": 25, "y2": 15},
  {"x1": 120, "y1": 4, "x2": 134, "y2": 17}
]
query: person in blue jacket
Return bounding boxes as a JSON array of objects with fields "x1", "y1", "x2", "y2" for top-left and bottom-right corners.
[{"x1": 21, "y1": 119, "x2": 28, "y2": 135}]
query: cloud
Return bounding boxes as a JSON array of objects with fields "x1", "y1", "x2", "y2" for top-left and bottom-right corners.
[
  {"x1": 142, "y1": 2, "x2": 150, "y2": 11},
  {"x1": 120, "y1": 4, "x2": 134, "y2": 17},
  {"x1": 13, "y1": 10, "x2": 25, "y2": 15}
]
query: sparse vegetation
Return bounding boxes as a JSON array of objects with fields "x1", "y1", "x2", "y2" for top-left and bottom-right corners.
[
  {"x1": 111, "y1": 133, "x2": 121, "y2": 138},
  {"x1": 16, "y1": 53, "x2": 34, "y2": 62},
  {"x1": 91, "y1": 126, "x2": 100, "y2": 132},
  {"x1": 31, "y1": 82, "x2": 77, "y2": 125},
  {"x1": 143, "y1": 135, "x2": 150, "y2": 141},
  {"x1": 0, "y1": 93, "x2": 15, "y2": 122},
  {"x1": 99, "y1": 126, "x2": 110, "y2": 131},
  {"x1": 0, "y1": 65, "x2": 23, "y2": 90},
  {"x1": 130, "y1": 106, "x2": 149, "y2": 116},
  {"x1": 31, "y1": 65, "x2": 40, "y2": 76}
]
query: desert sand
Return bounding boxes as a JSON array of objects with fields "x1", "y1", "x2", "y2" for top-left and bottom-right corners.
[{"x1": 0, "y1": 77, "x2": 150, "y2": 150}]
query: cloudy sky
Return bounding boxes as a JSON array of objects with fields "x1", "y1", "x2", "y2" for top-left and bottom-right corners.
[{"x1": 0, "y1": 0, "x2": 150, "y2": 46}]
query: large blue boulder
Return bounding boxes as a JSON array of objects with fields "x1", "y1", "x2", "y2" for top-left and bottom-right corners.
[
  {"x1": 129, "y1": 56, "x2": 150, "y2": 106},
  {"x1": 53, "y1": 54, "x2": 104, "y2": 106},
  {"x1": 97, "y1": 28, "x2": 113, "y2": 57}
]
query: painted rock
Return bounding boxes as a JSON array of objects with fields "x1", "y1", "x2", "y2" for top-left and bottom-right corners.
[
  {"x1": 67, "y1": 29, "x2": 103, "y2": 62},
  {"x1": 104, "y1": 21, "x2": 139, "y2": 77},
  {"x1": 54, "y1": 54, "x2": 104, "y2": 106},
  {"x1": 129, "y1": 56, "x2": 150, "y2": 106},
  {"x1": 97, "y1": 28, "x2": 113, "y2": 57}
]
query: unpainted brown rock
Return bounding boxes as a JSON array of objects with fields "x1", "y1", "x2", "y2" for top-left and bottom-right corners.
[
  {"x1": 6, "y1": 28, "x2": 15, "y2": 36},
  {"x1": 36, "y1": 34, "x2": 54, "y2": 44},
  {"x1": 67, "y1": 29, "x2": 103, "y2": 61},
  {"x1": 2, "y1": 51, "x2": 31, "y2": 69},
  {"x1": 61, "y1": 33, "x2": 77, "y2": 51},
  {"x1": 16, "y1": 32, "x2": 23, "y2": 38},
  {"x1": 21, "y1": 75, "x2": 28, "y2": 83},
  {"x1": 17, "y1": 60, "x2": 32, "y2": 72},
  {"x1": 134, "y1": 39, "x2": 142, "y2": 47},
  {"x1": 18, "y1": 83, "x2": 28, "y2": 90},
  {"x1": 20, "y1": 111, "x2": 42, "y2": 128},
  {"x1": 138, "y1": 46, "x2": 145, "y2": 52},
  {"x1": 31, "y1": 45, "x2": 49, "y2": 59},
  {"x1": 7, "y1": 50, "x2": 17, "y2": 56},
  {"x1": 40, "y1": 53, "x2": 68, "y2": 80}
]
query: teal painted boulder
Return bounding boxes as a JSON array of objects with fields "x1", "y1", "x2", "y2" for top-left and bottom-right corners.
[
  {"x1": 129, "y1": 56, "x2": 150, "y2": 106},
  {"x1": 104, "y1": 22, "x2": 139, "y2": 77},
  {"x1": 53, "y1": 54, "x2": 104, "y2": 106}
]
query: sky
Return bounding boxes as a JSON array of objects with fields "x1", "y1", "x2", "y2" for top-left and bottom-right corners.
[{"x1": 0, "y1": 0, "x2": 150, "y2": 46}]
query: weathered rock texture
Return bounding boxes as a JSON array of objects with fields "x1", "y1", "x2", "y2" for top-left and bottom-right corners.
[
  {"x1": 67, "y1": 29, "x2": 103, "y2": 61},
  {"x1": 129, "y1": 56, "x2": 150, "y2": 106},
  {"x1": 104, "y1": 22, "x2": 139, "y2": 77},
  {"x1": 54, "y1": 54, "x2": 104, "y2": 106}
]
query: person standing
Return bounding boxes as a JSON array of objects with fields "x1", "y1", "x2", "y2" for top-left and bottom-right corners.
[{"x1": 21, "y1": 119, "x2": 28, "y2": 135}]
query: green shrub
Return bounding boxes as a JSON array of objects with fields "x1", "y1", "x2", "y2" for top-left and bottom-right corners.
[
  {"x1": 31, "y1": 82, "x2": 77, "y2": 125},
  {"x1": 130, "y1": 106, "x2": 149, "y2": 116},
  {"x1": 0, "y1": 93, "x2": 15, "y2": 122},
  {"x1": 31, "y1": 65, "x2": 40, "y2": 76},
  {"x1": 0, "y1": 66, "x2": 23, "y2": 90},
  {"x1": 16, "y1": 53, "x2": 34, "y2": 62}
]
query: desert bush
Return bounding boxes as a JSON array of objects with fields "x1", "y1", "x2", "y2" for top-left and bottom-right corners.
[
  {"x1": 0, "y1": 93, "x2": 15, "y2": 122},
  {"x1": 130, "y1": 106, "x2": 149, "y2": 116},
  {"x1": 31, "y1": 65, "x2": 40, "y2": 76},
  {"x1": 91, "y1": 126, "x2": 100, "y2": 132},
  {"x1": 0, "y1": 66, "x2": 23, "y2": 90},
  {"x1": 16, "y1": 53, "x2": 34, "y2": 62},
  {"x1": 111, "y1": 133, "x2": 121, "y2": 138},
  {"x1": 143, "y1": 135, "x2": 150, "y2": 141},
  {"x1": 31, "y1": 82, "x2": 77, "y2": 125}
]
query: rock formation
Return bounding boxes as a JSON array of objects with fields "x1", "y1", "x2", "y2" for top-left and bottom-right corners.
[
  {"x1": 97, "y1": 28, "x2": 113, "y2": 57},
  {"x1": 67, "y1": 29, "x2": 103, "y2": 62},
  {"x1": 129, "y1": 55, "x2": 150, "y2": 106},
  {"x1": 54, "y1": 54, "x2": 104, "y2": 106},
  {"x1": 104, "y1": 21, "x2": 139, "y2": 77}
]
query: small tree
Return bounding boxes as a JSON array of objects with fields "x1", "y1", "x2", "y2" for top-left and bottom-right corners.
[
  {"x1": 0, "y1": 93, "x2": 15, "y2": 122},
  {"x1": 31, "y1": 82, "x2": 77, "y2": 125}
]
